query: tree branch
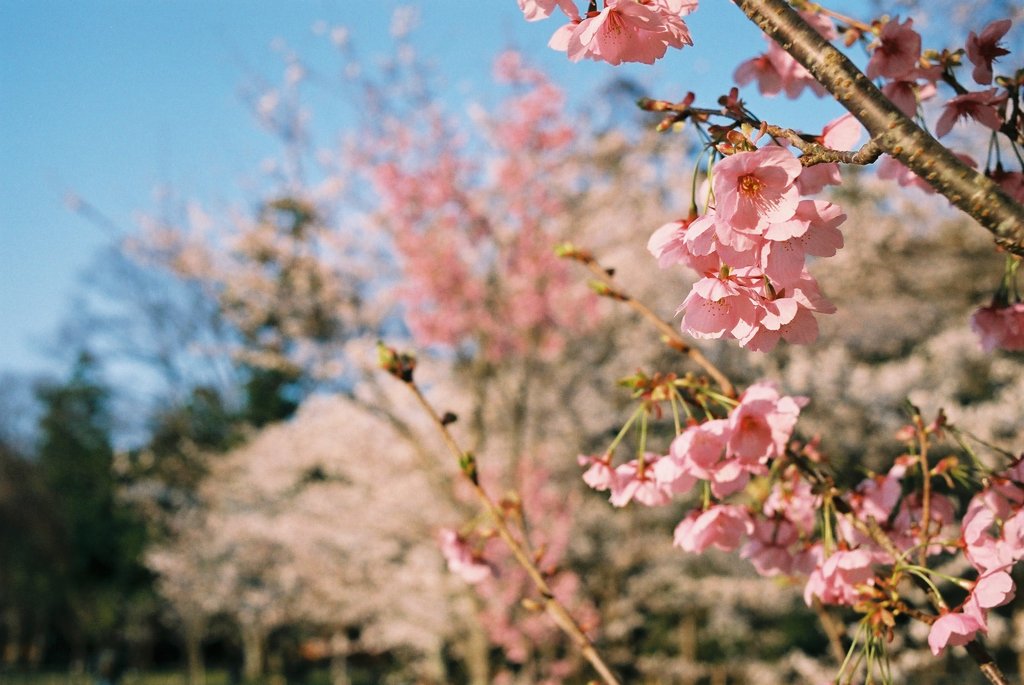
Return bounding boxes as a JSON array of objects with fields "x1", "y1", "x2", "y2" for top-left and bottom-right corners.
[
  {"x1": 558, "y1": 243, "x2": 736, "y2": 398},
  {"x1": 731, "y1": 0, "x2": 1024, "y2": 255},
  {"x1": 379, "y1": 355, "x2": 623, "y2": 685}
]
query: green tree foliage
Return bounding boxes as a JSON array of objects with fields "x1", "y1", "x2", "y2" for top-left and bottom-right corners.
[{"x1": 34, "y1": 352, "x2": 148, "y2": 662}]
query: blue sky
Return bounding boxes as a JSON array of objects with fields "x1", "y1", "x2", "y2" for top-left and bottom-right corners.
[{"x1": 0, "y1": 1, "x2": 848, "y2": 380}]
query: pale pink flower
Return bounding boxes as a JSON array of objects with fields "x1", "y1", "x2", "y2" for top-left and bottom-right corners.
[
  {"x1": 734, "y1": 12, "x2": 832, "y2": 99},
  {"x1": 935, "y1": 88, "x2": 1007, "y2": 138},
  {"x1": 558, "y1": 0, "x2": 693, "y2": 66},
  {"x1": 648, "y1": 217, "x2": 720, "y2": 272},
  {"x1": 673, "y1": 504, "x2": 752, "y2": 553},
  {"x1": 517, "y1": 0, "x2": 578, "y2": 22},
  {"x1": 662, "y1": 419, "x2": 753, "y2": 496},
  {"x1": 881, "y1": 75, "x2": 937, "y2": 117},
  {"x1": 577, "y1": 453, "x2": 617, "y2": 491},
  {"x1": 764, "y1": 476, "x2": 819, "y2": 536},
  {"x1": 877, "y1": 151, "x2": 977, "y2": 194},
  {"x1": 866, "y1": 18, "x2": 921, "y2": 80},
  {"x1": 972, "y1": 570, "x2": 1016, "y2": 609},
  {"x1": 966, "y1": 19, "x2": 1012, "y2": 85},
  {"x1": 762, "y1": 42, "x2": 826, "y2": 99},
  {"x1": 713, "y1": 147, "x2": 802, "y2": 231},
  {"x1": 928, "y1": 611, "x2": 984, "y2": 655},
  {"x1": 727, "y1": 381, "x2": 805, "y2": 463},
  {"x1": 738, "y1": 270, "x2": 836, "y2": 352},
  {"x1": 734, "y1": 54, "x2": 785, "y2": 96},
  {"x1": 667, "y1": 419, "x2": 730, "y2": 477},
  {"x1": 679, "y1": 268, "x2": 761, "y2": 340},
  {"x1": 707, "y1": 458, "x2": 752, "y2": 498},
  {"x1": 651, "y1": 445, "x2": 700, "y2": 495},
  {"x1": 741, "y1": 517, "x2": 800, "y2": 576},
  {"x1": 610, "y1": 455, "x2": 674, "y2": 507},
  {"x1": 970, "y1": 303, "x2": 1024, "y2": 351},
  {"x1": 761, "y1": 200, "x2": 845, "y2": 287},
  {"x1": 796, "y1": 114, "x2": 864, "y2": 194},
  {"x1": 804, "y1": 548, "x2": 875, "y2": 606},
  {"x1": 877, "y1": 154, "x2": 934, "y2": 194},
  {"x1": 439, "y1": 529, "x2": 492, "y2": 584}
]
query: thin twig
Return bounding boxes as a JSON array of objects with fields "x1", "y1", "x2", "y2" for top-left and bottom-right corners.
[
  {"x1": 812, "y1": 597, "x2": 848, "y2": 665},
  {"x1": 646, "y1": 102, "x2": 884, "y2": 167},
  {"x1": 560, "y1": 245, "x2": 736, "y2": 398},
  {"x1": 382, "y1": 358, "x2": 623, "y2": 685}
]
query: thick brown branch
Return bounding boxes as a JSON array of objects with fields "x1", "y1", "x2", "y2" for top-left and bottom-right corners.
[{"x1": 732, "y1": 0, "x2": 1024, "y2": 255}]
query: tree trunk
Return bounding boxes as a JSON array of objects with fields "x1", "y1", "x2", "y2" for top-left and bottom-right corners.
[
  {"x1": 240, "y1": 623, "x2": 265, "y2": 683},
  {"x1": 329, "y1": 652, "x2": 351, "y2": 685},
  {"x1": 2, "y1": 607, "x2": 20, "y2": 666},
  {"x1": 464, "y1": 613, "x2": 490, "y2": 685},
  {"x1": 183, "y1": 618, "x2": 206, "y2": 685},
  {"x1": 677, "y1": 612, "x2": 698, "y2": 685}
]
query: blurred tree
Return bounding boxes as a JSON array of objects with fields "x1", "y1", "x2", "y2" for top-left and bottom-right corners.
[
  {"x1": 34, "y1": 352, "x2": 148, "y2": 672},
  {"x1": 0, "y1": 439, "x2": 64, "y2": 671}
]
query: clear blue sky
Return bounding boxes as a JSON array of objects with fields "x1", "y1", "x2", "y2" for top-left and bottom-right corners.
[{"x1": 0, "y1": 1, "x2": 846, "y2": 379}]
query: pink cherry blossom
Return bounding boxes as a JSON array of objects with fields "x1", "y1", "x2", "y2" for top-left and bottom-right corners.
[
  {"x1": 734, "y1": 12, "x2": 833, "y2": 99},
  {"x1": 679, "y1": 267, "x2": 761, "y2": 340},
  {"x1": 795, "y1": 114, "x2": 864, "y2": 194},
  {"x1": 554, "y1": 0, "x2": 694, "y2": 66},
  {"x1": 934, "y1": 88, "x2": 1007, "y2": 138},
  {"x1": 673, "y1": 504, "x2": 753, "y2": 553},
  {"x1": 733, "y1": 53, "x2": 784, "y2": 97},
  {"x1": 928, "y1": 611, "x2": 984, "y2": 655},
  {"x1": 648, "y1": 217, "x2": 720, "y2": 272},
  {"x1": 866, "y1": 18, "x2": 921, "y2": 81},
  {"x1": 667, "y1": 419, "x2": 730, "y2": 477},
  {"x1": 970, "y1": 303, "x2": 1024, "y2": 351},
  {"x1": 972, "y1": 570, "x2": 1016, "y2": 609},
  {"x1": 764, "y1": 475, "x2": 819, "y2": 536},
  {"x1": 741, "y1": 517, "x2": 800, "y2": 576},
  {"x1": 877, "y1": 151, "x2": 977, "y2": 194},
  {"x1": 727, "y1": 381, "x2": 805, "y2": 463},
  {"x1": 577, "y1": 453, "x2": 617, "y2": 491},
  {"x1": 881, "y1": 74, "x2": 938, "y2": 117},
  {"x1": 803, "y1": 548, "x2": 875, "y2": 606},
  {"x1": 966, "y1": 19, "x2": 1012, "y2": 85},
  {"x1": 761, "y1": 200, "x2": 845, "y2": 287},
  {"x1": 713, "y1": 147, "x2": 802, "y2": 231},
  {"x1": 609, "y1": 454, "x2": 674, "y2": 507},
  {"x1": 440, "y1": 529, "x2": 493, "y2": 584},
  {"x1": 517, "y1": 0, "x2": 578, "y2": 22}
]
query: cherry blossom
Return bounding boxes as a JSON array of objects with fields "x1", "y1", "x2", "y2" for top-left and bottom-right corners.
[
  {"x1": 727, "y1": 381, "x2": 805, "y2": 463},
  {"x1": 440, "y1": 529, "x2": 493, "y2": 584},
  {"x1": 928, "y1": 612, "x2": 984, "y2": 656},
  {"x1": 609, "y1": 454, "x2": 675, "y2": 506},
  {"x1": 673, "y1": 504, "x2": 752, "y2": 553},
  {"x1": 712, "y1": 146, "x2": 802, "y2": 231},
  {"x1": 550, "y1": 0, "x2": 695, "y2": 66},
  {"x1": 934, "y1": 88, "x2": 1007, "y2": 138},
  {"x1": 966, "y1": 19, "x2": 1012, "y2": 85},
  {"x1": 866, "y1": 18, "x2": 921, "y2": 81},
  {"x1": 970, "y1": 303, "x2": 1024, "y2": 352}
]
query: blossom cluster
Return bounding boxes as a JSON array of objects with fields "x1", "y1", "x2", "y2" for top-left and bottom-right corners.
[
  {"x1": 578, "y1": 381, "x2": 804, "y2": 510},
  {"x1": 517, "y1": 0, "x2": 697, "y2": 65},
  {"x1": 650, "y1": 144, "x2": 847, "y2": 352},
  {"x1": 931, "y1": 464, "x2": 1024, "y2": 654},
  {"x1": 580, "y1": 378, "x2": 1024, "y2": 657}
]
